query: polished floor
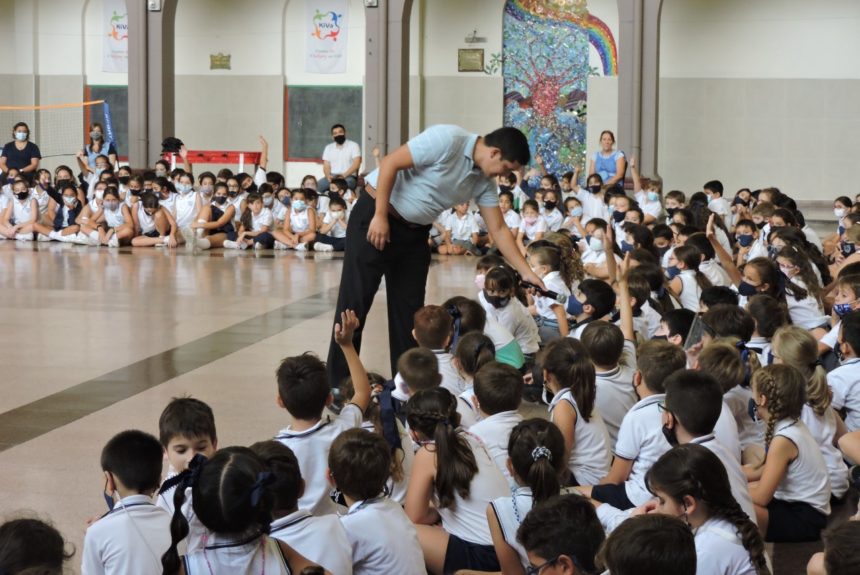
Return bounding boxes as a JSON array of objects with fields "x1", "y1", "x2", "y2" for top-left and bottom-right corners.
[{"x1": 0, "y1": 241, "x2": 481, "y2": 572}]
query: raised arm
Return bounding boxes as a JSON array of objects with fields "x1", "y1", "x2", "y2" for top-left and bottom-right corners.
[
  {"x1": 604, "y1": 224, "x2": 618, "y2": 284},
  {"x1": 334, "y1": 310, "x2": 370, "y2": 412},
  {"x1": 630, "y1": 156, "x2": 641, "y2": 192},
  {"x1": 258, "y1": 135, "x2": 268, "y2": 171},
  {"x1": 617, "y1": 254, "x2": 635, "y2": 342},
  {"x1": 707, "y1": 214, "x2": 742, "y2": 286}
]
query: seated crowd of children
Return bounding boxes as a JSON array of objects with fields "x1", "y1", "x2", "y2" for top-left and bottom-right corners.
[{"x1": 6, "y1": 154, "x2": 860, "y2": 575}]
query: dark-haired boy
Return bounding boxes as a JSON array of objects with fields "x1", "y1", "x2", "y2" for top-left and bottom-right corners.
[
  {"x1": 251, "y1": 441, "x2": 353, "y2": 575},
  {"x1": 275, "y1": 310, "x2": 371, "y2": 515},
  {"x1": 598, "y1": 514, "x2": 696, "y2": 575},
  {"x1": 516, "y1": 494, "x2": 605, "y2": 575},
  {"x1": 83, "y1": 430, "x2": 171, "y2": 574},
  {"x1": 412, "y1": 304, "x2": 466, "y2": 394},
  {"x1": 469, "y1": 362, "x2": 524, "y2": 486},
  {"x1": 829, "y1": 311, "x2": 860, "y2": 432}
]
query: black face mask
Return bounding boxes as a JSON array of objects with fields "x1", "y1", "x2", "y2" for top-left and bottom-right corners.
[
  {"x1": 227, "y1": 190, "x2": 239, "y2": 198},
  {"x1": 666, "y1": 207, "x2": 678, "y2": 218},
  {"x1": 499, "y1": 185, "x2": 512, "y2": 194},
  {"x1": 213, "y1": 196, "x2": 228, "y2": 205},
  {"x1": 748, "y1": 398, "x2": 760, "y2": 422},
  {"x1": 755, "y1": 220, "x2": 766, "y2": 230},
  {"x1": 129, "y1": 188, "x2": 142, "y2": 196},
  {"x1": 841, "y1": 241, "x2": 857, "y2": 257},
  {"x1": 612, "y1": 210, "x2": 626, "y2": 223},
  {"x1": 662, "y1": 424, "x2": 679, "y2": 447},
  {"x1": 118, "y1": 176, "x2": 131, "y2": 185},
  {"x1": 483, "y1": 290, "x2": 511, "y2": 309},
  {"x1": 652, "y1": 334, "x2": 668, "y2": 341},
  {"x1": 15, "y1": 191, "x2": 29, "y2": 200},
  {"x1": 544, "y1": 201, "x2": 557, "y2": 211},
  {"x1": 588, "y1": 185, "x2": 602, "y2": 194},
  {"x1": 657, "y1": 245, "x2": 670, "y2": 257},
  {"x1": 55, "y1": 178, "x2": 71, "y2": 188},
  {"x1": 334, "y1": 135, "x2": 346, "y2": 145}
]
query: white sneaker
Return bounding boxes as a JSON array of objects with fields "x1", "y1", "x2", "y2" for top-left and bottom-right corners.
[
  {"x1": 238, "y1": 241, "x2": 249, "y2": 250},
  {"x1": 87, "y1": 231, "x2": 101, "y2": 246},
  {"x1": 295, "y1": 242, "x2": 307, "y2": 251},
  {"x1": 180, "y1": 227, "x2": 196, "y2": 251},
  {"x1": 108, "y1": 236, "x2": 119, "y2": 248},
  {"x1": 49, "y1": 230, "x2": 63, "y2": 241},
  {"x1": 36, "y1": 233, "x2": 51, "y2": 242},
  {"x1": 254, "y1": 242, "x2": 264, "y2": 250},
  {"x1": 223, "y1": 240, "x2": 238, "y2": 249},
  {"x1": 273, "y1": 240, "x2": 288, "y2": 250},
  {"x1": 15, "y1": 233, "x2": 33, "y2": 241},
  {"x1": 313, "y1": 242, "x2": 334, "y2": 252},
  {"x1": 72, "y1": 232, "x2": 89, "y2": 245}
]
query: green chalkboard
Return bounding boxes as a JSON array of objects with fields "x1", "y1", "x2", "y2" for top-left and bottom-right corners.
[
  {"x1": 286, "y1": 86, "x2": 362, "y2": 160},
  {"x1": 88, "y1": 85, "x2": 128, "y2": 157}
]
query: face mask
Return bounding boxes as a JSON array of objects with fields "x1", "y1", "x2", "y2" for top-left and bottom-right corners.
[
  {"x1": 707, "y1": 195, "x2": 715, "y2": 204},
  {"x1": 484, "y1": 291, "x2": 511, "y2": 309},
  {"x1": 213, "y1": 196, "x2": 227, "y2": 205},
  {"x1": 658, "y1": 245, "x2": 670, "y2": 257},
  {"x1": 588, "y1": 185, "x2": 601, "y2": 194},
  {"x1": 331, "y1": 210, "x2": 345, "y2": 219},
  {"x1": 612, "y1": 210, "x2": 626, "y2": 223},
  {"x1": 129, "y1": 188, "x2": 142, "y2": 196},
  {"x1": 103, "y1": 488, "x2": 115, "y2": 512},
  {"x1": 280, "y1": 196, "x2": 290, "y2": 206},
  {"x1": 652, "y1": 334, "x2": 668, "y2": 341},
  {"x1": 292, "y1": 199, "x2": 307, "y2": 212},
  {"x1": 63, "y1": 196, "x2": 77, "y2": 206},
  {"x1": 666, "y1": 265, "x2": 681, "y2": 279},
  {"x1": 155, "y1": 170, "x2": 167, "y2": 178},
  {"x1": 524, "y1": 215, "x2": 538, "y2": 225},
  {"x1": 263, "y1": 196, "x2": 274, "y2": 207},
  {"x1": 566, "y1": 295, "x2": 584, "y2": 316},
  {"x1": 661, "y1": 424, "x2": 679, "y2": 447},
  {"x1": 499, "y1": 185, "x2": 512, "y2": 194},
  {"x1": 737, "y1": 234, "x2": 754, "y2": 248},
  {"x1": 118, "y1": 176, "x2": 130, "y2": 185},
  {"x1": 767, "y1": 246, "x2": 779, "y2": 259},
  {"x1": 748, "y1": 398, "x2": 761, "y2": 422},
  {"x1": 620, "y1": 240, "x2": 635, "y2": 254},
  {"x1": 177, "y1": 183, "x2": 193, "y2": 194},
  {"x1": 588, "y1": 237, "x2": 604, "y2": 252},
  {"x1": 647, "y1": 191, "x2": 660, "y2": 202},
  {"x1": 755, "y1": 220, "x2": 766, "y2": 230},
  {"x1": 15, "y1": 191, "x2": 28, "y2": 200},
  {"x1": 544, "y1": 201, "x2": 557, "y2": 211},
  {"x1": 541, "y1": 385, "x2": 552, "y2": 406},
  {"x1": 334, "y1": 135, "x2": 346, "y2": 145},
  {"x1": 199, "y1": 185, "x2": 213, "y2": 196},
  {"x1": 779, "y1": 265, "x2": 794, "y2": 278},
  {"x1": 737, "y1": 281, "x2": 759, "y2": 297},
  {"x1": 841, "y1": 241, "x2": 857, "y2": 257},
  {"x1": 570, "y1": 206, "x2": 583, "y2": 218},
  {"x1": 14, "y1": 131, "x2": 27, "y2": 141},
  {"x1": 90, "y1": 131, "x2": 102, "y2": 140},
  {"x1": 56, "y1": 178, "x2": 71, "y2": 188},
  {"x1": 834, "y1": 301, "x2": 857, "y2": 317},
  {"x1": 835, "y1": 208, "x2": 847, "y2": 218},
  {"x1": 104, "y1": 200, "x2": 119, "y2": 211},
  {"x1": 666, "y1": 207, "x2": 678, "y2": 218},
  {"x1": 227, "y1": 190, "x2": 239, "y2": 198},
  {"x1": 94, "y1": 189, "x2": 104, "y2": 200}
]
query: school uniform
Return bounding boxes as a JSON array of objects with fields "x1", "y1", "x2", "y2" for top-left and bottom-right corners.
[
  {"x1": 437, "y1": 431, "x2": 509, "y2": 573},
  {"x1": 502, "y1": 208, "x2": 521, "y2": 230},
  {"x1": 316, "y1": 210, "x2": 349, "y2": 250},
  {"x1": 483, "y1": 315, "x2": 525, "y2": 369},
  {"x1": 53, "y1": 202, "x2": 81, "y2": 232},
  {"x1": 274, "y1": 403, "x2": 363, "y2": 515},
  {"x1": 634, "y1": 191, "x2": 663, "y2": 222},
  {"x1": 828, "y1": 357, "x2": 860, "y2": 431},
  {"x1": 269, "y1": 510, "x2": 353, "y2": 575},
  {"x1": 82, "y1": 494, "x2": 172, "y2": 575},
  {"x1": 746, "y1": 336, "x2": 773, "y2": 367},
  {"x1": 457, "y1": 386, "x2": 480, "y2": 428},
  {"x1": 713, "y1": 401, "x2": 742, "y2": 462},
  {"x1": 548, "y1": 388, "x2": 611, "y2": 485},
  {"x1": 272, "y1": 199, "x2": 289, "y2": 224},
  {"x1": 446, "y1": 211, "x2": 479, "y2": 251},
  {"x1": 801, "y1": 404, "x2": 850, "y2": 498},
  {"x1": 136, "y1": 203, "x2": 157, "y2": 236},
  {"x1": 182, "y1": 535, "x2": 291, "y2": 574},
  {"x1": 575, "y1": 190, "x2": 610, "y2": 226},
  {"x1": 433, "y1": 348, "x2": 468, "y2": 395},
  {"x1": 694, "y1": 517, "x2": 759, "y2": 575},
  {"x1": 640, "y1": 300, "x2": 663, "y2": 339},
  {"x1": 534, "y1": 270, "x2": 570, "y2": 343},
  {"x1": 785, "y1": 277, "x2": 829, "y2": 330},
  {"x1": 32, "y1": 188, "x2": 50, "y2": 216},
  {"x1": 102, "y1": 204, "x2": 125, "y2": 229},
  {"x1": 592, "y1": 394, "x2": 671, "y2": 509},
  {"x1": 157, "y1": 474, "x2": 209, "y2": 554},
  {"x1": 517, "y1": 214, "x2": 547, "y2": 242},
  {"x1": 209, "y1": 204, "x2": 237, "y2": 240},
  {"x1": 489, "y1": 487, "x2": 534, "y2": 570},
  {"x1": 594, "y1": 340, "x2": 639, "y2": 449},
  {"x1": 676, "y1": 269, "x2": 702, "y2": 312},
  {"x1": 360, "y1": 419, "x2": 414, "y2": 505},
  {"x1": 542, "y1": 208, "x2": 563, "y2": 232},
  {"x1": 469, "y1": 410, "x2": 523, "y2": 488},
  {"x1": 802, "y1": 225, "x2": 823, "y2": 252},
  {"x1": 228, "y1": 192, "x2": 247, "y2": 226},
  {"x1": 339, "y1": 497, "x2": 426, "y2": 575},
  {"x1": 173, "y1": 190, "x2": 198, "y2": 229},
  {"x1": 724, "y1": 385, "x2": 765, "y2": 451},
  {"x1": 766, "y1": 418, "x2": 831, "y2": 542},
  {"x1": 700, "y1": 259, "x2": 732, "y2": 288},
  {"x1": 250, "y1": 207, "x2": 274, "y2": 248},
  {"x1": 690, "y1": 434, "x2": 756, "y2": 524},
  {"x1": 10, "y1": 196, "x2": 34, "y2": 226},
  {"x1": 478, "y1": 292, "x2": 540, "y2": 356},
  {"x1": 708, "y1": 197, "x2": 731, "y2": 220},
  {"x1": 288, "y1": 207, "x2": 311, "y2": 234}
]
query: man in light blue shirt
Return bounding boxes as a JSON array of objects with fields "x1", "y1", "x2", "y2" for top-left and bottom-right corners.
[{"x1": 327, "y1": 125, "x2": 545, "y2": 384}]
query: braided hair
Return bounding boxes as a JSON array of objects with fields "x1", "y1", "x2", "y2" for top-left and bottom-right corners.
[
  {"x1": 405, "y1": 388, "x2": 477, "y2": 508},
  {"x1": 750, "y1": 365, "x2": 806, "y2": 449},
  {"x1": 646, "y1": 444, "x2": 770, "y2": 575},
  {"x1": 771, "y1": 326, "x2": 831, "y2": 416}
]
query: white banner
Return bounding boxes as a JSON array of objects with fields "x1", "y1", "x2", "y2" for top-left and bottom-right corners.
[
  {"x1": 102, "y1": 0, "x2": 128, "y2": 73},
  {"x1": 305, "y1": 0, "x2": 349, "y2": 74}
]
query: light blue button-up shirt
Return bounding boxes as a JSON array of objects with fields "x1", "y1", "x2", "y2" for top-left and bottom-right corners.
[{"x1": 365, "y1": 124, "x2": 499, "y2": 225}]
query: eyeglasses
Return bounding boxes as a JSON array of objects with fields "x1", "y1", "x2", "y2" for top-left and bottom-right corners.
[{"x1": 526, "y1": 556, "x2": 559, "y2": 575}]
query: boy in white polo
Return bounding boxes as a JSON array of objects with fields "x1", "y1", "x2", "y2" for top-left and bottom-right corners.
[
  {"x1": 829, "y1": 311, "x2": 860, "y2": 431},
  {"x1": 82, "y1": 430, "x2": 171, "y2": 575}
]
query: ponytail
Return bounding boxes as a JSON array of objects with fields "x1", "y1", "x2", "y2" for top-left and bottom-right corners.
[
  {"x1": 160, "y1": 454, "x2": 207, "y2": 575},
  {"x1": 453, "y1": 332, "x2": 496, "y2": 379},
  {"x1": 540, "y1": 338, "x2": 596, "y2": 422},
  {"x1": 508, "y1": 419, "x2": 567, "y2": 504}
]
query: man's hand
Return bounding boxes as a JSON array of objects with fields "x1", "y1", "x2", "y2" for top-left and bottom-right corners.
[
  {"x1": 334, "y1": 309, "x2": 360, "y2": 347},
  {"x1": 520, "y1": 268, "x2": 546, "y2": 292},
  {"x1": 367, "y1": 213, "x2": 390, "y2": 250}
]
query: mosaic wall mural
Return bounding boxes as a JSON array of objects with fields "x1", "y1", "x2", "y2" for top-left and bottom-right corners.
[{"x1": 503, "y1": 0, "x2": 617, "y2": 177}]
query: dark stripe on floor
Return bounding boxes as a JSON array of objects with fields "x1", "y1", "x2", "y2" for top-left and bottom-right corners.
[{"x1": 0, "y1": 287, "x2": 339, "y2": 452}]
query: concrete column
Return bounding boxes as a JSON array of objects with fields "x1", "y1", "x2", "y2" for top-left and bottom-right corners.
[
  {"x1": 616, "y1": 0, "x2": 663, "y2": 177},
  {"x1": 128, "y1": 0, "x2": 177, "y2": 168},
  {"x1": 364, "y1": 0, "x2": 413, "y2": 157}
]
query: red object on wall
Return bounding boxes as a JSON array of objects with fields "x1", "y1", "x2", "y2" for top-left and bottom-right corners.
[{"x1": 161, "y1": 151, "x2": 261, "y2": 165}]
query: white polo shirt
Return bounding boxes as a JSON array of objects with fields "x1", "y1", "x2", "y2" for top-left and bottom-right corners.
[
  {"x1": 594, "y1": 340, "x2": 639, "y2": 449},
  {"x1": 690, "y1": 434, "x2": 756, "y2": 524},
  {"x1": 614, "y1": 394, "x2": 673, "y2": 506},
  {"x1": 322, "y1": 139, "x2": 361, "y2": 175},
  {"x1": 694, "y1": 517, "x2": 759, "y2": 575},
  {"x1": 269, "y1": 510, "x2": 353, "y2": 575},
  {"x1": 82, "y1": 494, "x2": 172, "y2": 575},
  {"x1": 713, "y1": 401, "x2": 742, "y2": 463},
  {"x1": 339, "y1": 497, "x2": 427, "y2": 575},
  {"x1": 469, "y1": 410, "x2": 523, "y2": 488},
  {"x1": 433, "y1": 349, "x2": 467, "y2": 396},
  {"x1": 828, "y1": 357, "x2": 860, "y2": 431},
  {"x1": 503, "y1": 208, "x2": 521, "y2": 229},
  {"x1": 275, "y1": 404, "x2": 363, "y2": 515},
  {"x1": 548, "y1": 389, "x2": 611, "y2": 485},
  {"x1": 322, "y1": 211, "x2": 349, "y2": 238},
  {"x1": 251, "y1": 207, "x2": 274, "y2": 232},
  {"x1": 534, "y1": 271, "x2": 569, "y2": 321},
  {"x1": 478, "y1": 291, "x2": 540, "y2": 355},
  {"x1": 446, "y1": 211, "x2": 480, "y2": 242},
  {"x1": 518, "y1": 213, "x2": 548, "y2": 241},
  {"x1": 723, "y1": 385, "x2": 765, "y2": 450}
]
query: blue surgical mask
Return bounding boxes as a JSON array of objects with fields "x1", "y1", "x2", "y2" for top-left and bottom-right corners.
[
  {"x1": 620, "y1": 240, "x2": 635, "y2": 254},
  {"x1": 834, "y1": 301, "x2": 857, "y2": 317},
  {"x1": 570, "y1": 206, "x2": 583, "y2": 218},
  {"x1": 14, "y1": 131, "x2": 27, "y2": 141},
  {"x1": 588, "y1": 237, "x2": 604, "y2": 252},
  {"x1": 737, "y1": 234, "x2": 754, "y2": 248},
  {"x1": 292, "y1": 199, "x2": 307, "y2": 212},
  {"x1": 280, "y1": 196, "x2": 291, "y2": 206},
  {"x1": 647, "y1": 191, "x2": 659, "y2": 202},
  {"x1": 666, "y1": 265, "x2": 681, "y2": 279},
  {"x1": 737, "y1": 281, "x2": 759, "y2": 297},
  {"x1": 566, "y1": 295, "x2": 584, "y2": 316},
  {"x1": 177, "y1": 183, "x2": 193, "y2": 194}
]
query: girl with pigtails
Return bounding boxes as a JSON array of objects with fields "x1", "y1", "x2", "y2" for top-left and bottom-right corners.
[
  {"x1": 645, "y1": 444, "x2": 771, "y2": 575},
  {"x1": 744, "y1": 365, "x2": 831, "y2": 543},
  {"x1": 160, "y1": 447, "x2": 324, "y2": 575},
  {"x1": 404, "y1": 387, "x2": 509, "y2": 575}
]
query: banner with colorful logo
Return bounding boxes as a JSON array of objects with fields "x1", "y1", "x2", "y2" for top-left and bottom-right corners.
[
  {"x1": 305, "y1": 0, "x2": 349, "y2": 74},
  {"x1": 102, "y1": 0, "x2": 128, "y2": 73}
]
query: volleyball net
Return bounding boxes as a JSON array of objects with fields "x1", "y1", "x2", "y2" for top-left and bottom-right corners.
[{"x1": 0, "y1": 100, "x2": 115, "y2": 160}]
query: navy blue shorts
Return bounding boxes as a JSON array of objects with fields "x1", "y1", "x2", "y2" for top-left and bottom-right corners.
[
  {"x1": 765, "y1": 498, "x2": 827, "y2": 542},
  {"x1": 590, "y1": 483, "x2": 635, "y2": 510},
  {"x1": 443, "y1": 534, "x2": 500, "y2": 574}
]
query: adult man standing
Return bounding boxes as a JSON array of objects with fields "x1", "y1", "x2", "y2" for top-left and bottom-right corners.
[
  {"x1": 326, "y1": 124, "x2": 545, "y2": 385},
  {"x1": 318, "y1": 123, "x2": 362, "y2": 192}
]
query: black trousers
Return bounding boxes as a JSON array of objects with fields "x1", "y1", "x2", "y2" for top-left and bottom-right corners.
[{"x1": 326, "y1": 193, "x2": 432, "y2": 386}]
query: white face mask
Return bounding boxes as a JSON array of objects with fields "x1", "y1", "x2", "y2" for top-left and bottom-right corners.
[
  {"x1": 331, "y1": 210, "x2": 344, "y2": 219},
  {"x1": 835, "y1": 208, "x2": 847, "y2": 219},
  {"x1": 95, "y1": 189, "x2": 105, "y2": 200},
  {"x1": 589, "y1": 237, "x2": 604, "y2": 252},
  {"x1": 177, "y1": 183, "x2": 193, "y2": 194}
]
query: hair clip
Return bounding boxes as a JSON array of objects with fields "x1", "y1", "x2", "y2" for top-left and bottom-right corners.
[{"x1": 531, "y1": 446, "x2": 552, "y2": 462}]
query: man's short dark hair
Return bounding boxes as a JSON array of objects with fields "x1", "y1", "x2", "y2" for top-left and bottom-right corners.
[
  {"x1": 581, "y1": 320, "x2": 624, "y2": 367},
  {"x1": 276, "y1": 353, "x2": 330, "y2": 420},
  {"x1": 331, "y1": 123, "x2": 345, "y2": 133},
  {"x1": 483, "y1": 127, "x2": 530, "y2": 166},
  {"x1": 158, "y1": 397, "x2": 217, "y2": 447},
  {"x1": 101, "y1": 430, "x2": 164, "y2": 493},
  {"x1": 598, "y1": 514, "x2": 696, "y2": 575},
  {"x1": 516, "y1": 494, "x2": 605, "y2": 574},
  {"x1": 663, "y1": 308, "x2": 696, "y2": 341},
  {"x1": 841, "y1": 311, "x2": 860, "y2": 354},
  {"x1": 664, "y1": 370, "x2": 723, "y2": 436}
]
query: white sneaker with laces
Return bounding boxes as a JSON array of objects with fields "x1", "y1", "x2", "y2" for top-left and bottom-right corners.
[
  {"x1": 223, "y1": 240, "x2": 239, "y2": 249},
  {"x1": 36, "y1": 233, "x2": 51, "y2": 242},
  {"x1": 295, "y1": 242, "x2": 307, "y2": 251},
  {"x1": 254, "y1": 242, "x2": 264, "y2": 250},
  {"x1": 313, "y1": 242, "x2": 334, "y2": 252},
  {"x1": 274, "y1": 240, "x2": 287, "y2": 250},
  {"x1": 108, "y1": 236, "x2": 119, "y2": 247}
]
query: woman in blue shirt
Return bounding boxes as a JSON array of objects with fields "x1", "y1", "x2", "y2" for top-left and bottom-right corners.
[{"x1": 588, "y1": 130, "x2": 626, "y2": 192}]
